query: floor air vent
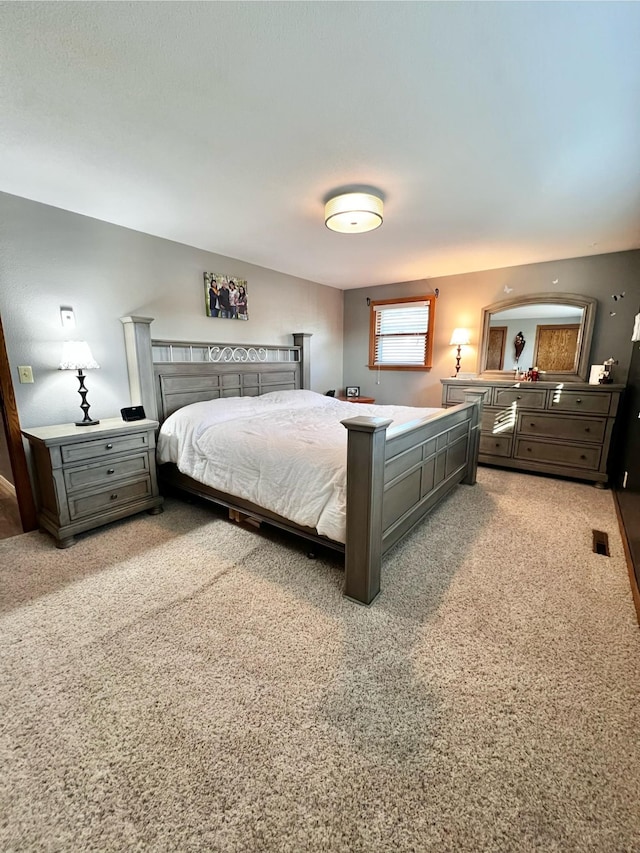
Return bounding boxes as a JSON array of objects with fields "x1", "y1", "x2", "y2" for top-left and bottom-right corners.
[{"x1": 592, "y1": 530, "x2": 610, "y2": 557}]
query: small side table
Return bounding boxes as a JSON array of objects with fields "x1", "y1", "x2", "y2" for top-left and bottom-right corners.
[
  {"x1": 22, "y1": 417, "x2": 164, "y2": 548},
  {"x1": 338, "y1": 396, "x2": 376, "y2": 404}
]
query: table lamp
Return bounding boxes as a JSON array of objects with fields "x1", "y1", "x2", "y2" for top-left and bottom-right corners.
[
  {"x1": 59, "y1": 341, "x2": 100, "y2": 426},
  {"x1": 449, "y1": 328, "x2": 471, "y2": 376}
]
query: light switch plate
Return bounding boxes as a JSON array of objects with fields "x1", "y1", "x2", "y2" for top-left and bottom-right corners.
[
  {"x1": 18, "y1": 365, "x2": 34, "y2": 383},
  {"x1": 60, "y1": 306, "x2": 76, "y2": 328}
]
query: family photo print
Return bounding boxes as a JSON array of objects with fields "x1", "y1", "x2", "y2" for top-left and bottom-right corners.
[{"x1": 204, "y1": 272, "x2": 248, "y2": 320}]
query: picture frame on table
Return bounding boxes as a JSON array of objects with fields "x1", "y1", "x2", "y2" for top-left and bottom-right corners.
[{"x1": 345, "y1": 386, "x2": 360, "y2": 398}]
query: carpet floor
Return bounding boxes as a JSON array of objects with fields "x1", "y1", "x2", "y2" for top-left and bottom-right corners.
[{"x1": 1, "y1": 467, "x2": 639, "y2": 852}]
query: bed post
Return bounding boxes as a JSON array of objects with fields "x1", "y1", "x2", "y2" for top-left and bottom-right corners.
[
  {"x1": 120, "y1": 316, "x2": 158, "y2": 422},
  {"x1": 292, "y1": 333, "x2": 312, "y2": 390},
  {"x1": 462, "y1": 390, "x2": 486, "y2": 485},
  {"x1": 342, "y1": 415, "x2": 393, "y2": 605}
]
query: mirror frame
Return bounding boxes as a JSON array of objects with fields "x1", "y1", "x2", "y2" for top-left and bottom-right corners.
[{"x1": 477, "y1": 292, "x2": 597, "y2": 382}]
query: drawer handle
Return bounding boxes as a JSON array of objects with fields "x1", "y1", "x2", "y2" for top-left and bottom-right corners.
[
  {"x1": 580, "y1": 455, "x2": 587, "y2": 460},
  {"x1": 516, "y1": 395, "x2": 522, "y2": 400},
  {"x1": 110, "y1": 493, "x2": 119, "y2": 500},
  {"x1": 584, "y1": 428, "x2": 590, "y2": 433},
  {"x1": 106, "y1": 443, "x2": 114, "y2": 450},
  {"x1": 526, "y1": 447, "x2": 532, "y2": 452},
  {"x1": 107, "y1": 468, "x2": 115, "y2": 475},
  {"x1": 575, "y1": 399, "x2": 582, "y2": 404},
  {"x1": 495, "y1": 442, "x2": 501, "y2": 448},
  {"x1": 530, "y1": 422, "x2": 536, "y2": 428}
]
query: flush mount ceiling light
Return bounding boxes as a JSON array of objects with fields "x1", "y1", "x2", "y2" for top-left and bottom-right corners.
[{"x1": 324, "y1": 191, "x2": 383, "y2": 234}]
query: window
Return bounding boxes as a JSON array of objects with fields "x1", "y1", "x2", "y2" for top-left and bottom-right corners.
[{"x1": 368, "y1": 295, "x2": 436, "y2": 370}]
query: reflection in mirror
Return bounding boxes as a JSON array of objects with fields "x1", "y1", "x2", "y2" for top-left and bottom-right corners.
[
  {"x1": 478, "y1": 293, "x2": 596, "y2": 382},
  {"x1": 488, "y1": 304, "x2": 584, "y2": 371}
]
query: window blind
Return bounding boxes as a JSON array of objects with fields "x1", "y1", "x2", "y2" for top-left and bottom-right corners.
[{"x1": 373, "y1": 303, "x2": 430, "y2": 365}]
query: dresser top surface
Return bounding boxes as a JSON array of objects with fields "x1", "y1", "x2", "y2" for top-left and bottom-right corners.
[{"x1": 440, "y1": 377, "x2": 624, "y2": 392}]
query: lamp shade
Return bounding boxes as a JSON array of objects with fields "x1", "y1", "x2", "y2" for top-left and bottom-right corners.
[
  {"x1": 325, "y1": 192, "x2": 383, "y2": 234},
  {"x1": 449, "y1": 328, "x2": 471, "y2": 347},
  {"x1": 59, "y1": 341, "x2": 100, "y2": 371}
]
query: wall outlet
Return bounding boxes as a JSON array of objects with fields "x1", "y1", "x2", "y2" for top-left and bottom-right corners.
[{"x1": 18, "y1": 365, "x2": 34, "y2": 384}]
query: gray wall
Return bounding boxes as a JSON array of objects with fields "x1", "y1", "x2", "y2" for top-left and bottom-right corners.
[
  {"x1": 344, "y1": 251, "x2": 640, "y2": 407},
  {"x1": 0, "y1": 193, "x2": 344, "y2": 429}
]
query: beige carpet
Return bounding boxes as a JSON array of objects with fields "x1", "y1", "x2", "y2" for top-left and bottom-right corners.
[{"x1": 1, "y1": 467, "x2": 639, "y2": 852}]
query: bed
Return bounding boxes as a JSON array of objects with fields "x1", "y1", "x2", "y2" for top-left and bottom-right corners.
[{"x1": 121, "y1": 317, "x2": 484, "y2": 604}]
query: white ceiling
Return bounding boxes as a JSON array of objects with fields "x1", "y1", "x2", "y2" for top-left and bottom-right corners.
[{"x1": 2, "y1": 1, "x2": 639, "y2": 290}]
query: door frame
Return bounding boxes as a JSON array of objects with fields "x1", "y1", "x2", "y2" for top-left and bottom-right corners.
[{"x1": 0, "y1": 314, "x2": 37, "y2": 531}]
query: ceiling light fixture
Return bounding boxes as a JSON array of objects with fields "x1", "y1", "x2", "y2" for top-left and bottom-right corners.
[{"x1": 324, "y1": 191, "x2": 383, "y2": 234}]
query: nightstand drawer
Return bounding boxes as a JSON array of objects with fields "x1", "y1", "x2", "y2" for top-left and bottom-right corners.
[
  {"x1": 61, "y1": 432, "x2": 150, "y2": 464},
  {"x1": 514, "y1": 438, "x2": 601, "y2": 470},
  {"x1": 64, "y1": 453, "x2": 151, "y2": 493},
  {"x1": 517, "y1": 413, "x2": 606, "y2": 443},
  {"x1": 68, "y1": 477, "x2": 152, "y2": 520}
]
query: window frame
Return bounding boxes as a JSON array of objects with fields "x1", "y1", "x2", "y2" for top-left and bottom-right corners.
[{"x1": 368, "y1": 294, "x2": 436, "y2": 370}]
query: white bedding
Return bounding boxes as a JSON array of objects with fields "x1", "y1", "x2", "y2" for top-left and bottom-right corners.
[{"x1": 156, "y1": 389, "x2": 440, "y2": 543}]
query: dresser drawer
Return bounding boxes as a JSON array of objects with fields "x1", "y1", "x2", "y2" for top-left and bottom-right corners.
[
  {"x1": 547, "y1": 390, "x2": 612, "y2": 415},
  {"x1": 61, "y1": 432, "x2": 150, "y2": 464},
  {"x1": 63, "y1": 452, "x2": 151, "y2": 493},
  {"x1": 480, "y1": 434, "x2": 513, "y2": 457},
  {"x1": 514, "y1": 438, "x2": 601, "y2": 471},
  {"x1": 482, "y1": 407, "x2": 515, "y2": 434},
  {"x1": 445, "y1": 384, "x2": 492, "y2": 405},
  {"x1": 493, "y1": 387, "x2": 546, "y2": 409},
  {"x1": 68, "y1": 477, "x2": 153, "y2": 520},
  {"x1": 517, "y1": 412, "x2": 606, "y2": 443}
]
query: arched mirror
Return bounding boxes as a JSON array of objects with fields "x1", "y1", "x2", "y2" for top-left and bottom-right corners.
[{"x1": 478, "y1": 293, "x2": 596, "y2": 382}]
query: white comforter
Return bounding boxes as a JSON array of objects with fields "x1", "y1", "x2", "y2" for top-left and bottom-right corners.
[{"x1": 157, "y1": 389, "x2": 440, "y2": 544}]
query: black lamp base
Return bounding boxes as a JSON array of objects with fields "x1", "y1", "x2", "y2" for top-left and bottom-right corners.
[
  {"x1": 74, "y1": 369, "x2": 100, "y2": 427},
  {"x1": 452, "y1": 344, "x2": 462, "y2": 377}
]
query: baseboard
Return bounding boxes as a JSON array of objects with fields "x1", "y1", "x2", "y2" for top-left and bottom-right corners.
[
  {"x1": 0, "y1": 473, "x2": 16, "y2": 498},
  {"x1": 613, "y1": 490, "x2": 640, "y2": 628}
]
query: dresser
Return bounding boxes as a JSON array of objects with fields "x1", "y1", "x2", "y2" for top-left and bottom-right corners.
[
  {"x1": 22, "y1": 418, "x2": 163, "y2": 548},
  {"x1": 441, "y1": 378, "x2": 624, "y2": 486}
]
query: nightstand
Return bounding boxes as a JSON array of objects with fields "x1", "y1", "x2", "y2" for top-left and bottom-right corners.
[
  {"x1": 22, "y1": 417, "x2": 163, "y2": 548},
  {"x1": 338, "y1": 396, "x2": 376, "y2": 404}
]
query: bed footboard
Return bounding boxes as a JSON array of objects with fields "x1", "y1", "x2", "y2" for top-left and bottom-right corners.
[{"x1": 341, "y1": 391, "x2": 485, "y2": 605}]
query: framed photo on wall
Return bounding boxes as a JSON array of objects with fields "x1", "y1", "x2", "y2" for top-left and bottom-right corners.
[
  {"x1": 345, "y1": 386, "x2": 360, "y2": 398},
  {"x1": 204, "y1": 272, "x2": 248, "y2": 320}
]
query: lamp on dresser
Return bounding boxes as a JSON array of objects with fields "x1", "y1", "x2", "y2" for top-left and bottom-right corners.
[
  {"x1": 449, "y1": 328, "x2": 471, "y2": 376},
  {"x1": 59, "y1": 340, "x2": 100, "y2": 426}
]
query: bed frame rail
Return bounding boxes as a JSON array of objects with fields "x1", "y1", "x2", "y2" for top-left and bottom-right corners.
[{"x1": 342, "y1": 391, "x2": 485, "y2": 605}]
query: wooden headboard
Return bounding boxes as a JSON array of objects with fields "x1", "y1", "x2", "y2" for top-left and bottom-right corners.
[{"x1": 121, "y1": 317, "x2": 312, "y2": 424}]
